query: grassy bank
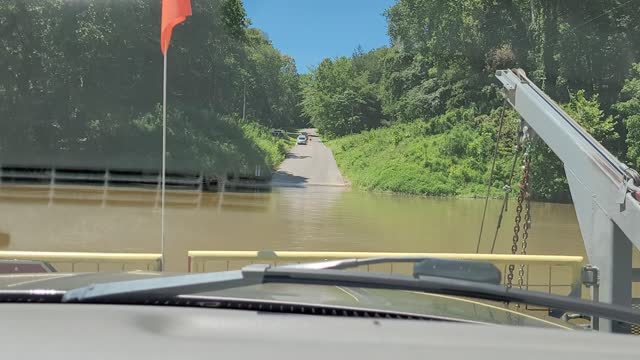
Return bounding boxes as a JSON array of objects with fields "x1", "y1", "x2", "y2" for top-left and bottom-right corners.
[
  {"x1": 327, "y1": 89, "x2": 625, "y2": 201},
  {"x1": 137, "y1": 112, "x2": 296, "y2": 179},
  {"x1": 327, "y1": 117, "x2": 515, "y2": 197}
]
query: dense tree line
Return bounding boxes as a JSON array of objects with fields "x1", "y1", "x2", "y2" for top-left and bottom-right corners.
[
  {"x1": 302, "y1": 0, "x2": 640, "y2": 201},
  {"x1": 0, "y1": 0, "x2": 305, "y2": 177}
]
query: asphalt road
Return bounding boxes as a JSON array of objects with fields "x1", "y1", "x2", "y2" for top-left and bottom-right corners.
[{"x1": 271, "y1": 129, "x2": 346, "y2": 187}]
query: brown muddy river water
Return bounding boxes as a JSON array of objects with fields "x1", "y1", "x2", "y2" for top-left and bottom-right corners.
[{"x1": 0, "y1": 184, "x2": 590, "y2": 272}]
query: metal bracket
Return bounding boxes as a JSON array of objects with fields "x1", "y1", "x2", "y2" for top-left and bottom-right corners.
[
  {"x1": 241, "y1": 263, "x2": 271, "y2": 283},
  {"x1": 582, "y1": 265, "x2": 600, "y2": 287},
  {"x1": 495, "y1": 70, "x2": 517, "y2": 106},
  {"x1": 617, "y1": 181, "x2": 628, "y2": 205}
]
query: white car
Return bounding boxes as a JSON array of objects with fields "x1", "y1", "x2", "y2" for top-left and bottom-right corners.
[{"x1": 297, "y1": 135, "x2": 308, "y2": 145}]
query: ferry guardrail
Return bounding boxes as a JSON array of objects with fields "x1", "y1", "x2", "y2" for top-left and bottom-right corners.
[
  {"x1": 0, "y1": 250, "x2": 585, "y2": 301},
  {"x1": 0, "y1": 251, "x2": 162, "y2": 272},
  {"x1": 187, "y1": 250, "x2": 584, "y2": 299}
]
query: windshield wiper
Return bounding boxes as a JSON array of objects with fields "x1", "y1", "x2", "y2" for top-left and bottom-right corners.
[
  {"x1": 280, "y1": 257, "x2": 502, "y2": 284},
  {"x1": 279, "y1": 257, "x2": 431, "y2": 270},
  {"x1": 60, "y1": 262, "x2": 640, "y2": 326}
]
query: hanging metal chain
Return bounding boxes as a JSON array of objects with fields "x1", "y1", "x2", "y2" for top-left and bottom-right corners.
[
  {"x1": 517, "y1": 145, "x2": 532, "y2": 290},
  {"x1": 507, "y1": 124, "x2": 532, "y2": 290},
  {"x1": 506, "y1": 185, "x2": 523, "y2": 289}
]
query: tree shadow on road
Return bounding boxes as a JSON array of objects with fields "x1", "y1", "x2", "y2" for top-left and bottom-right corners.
[
  {"x1": 285, "y1": 153, "x2": 311, "y2": 159},
  {"x1": 270, "y1": 170, "x2": 309, "y2": 187}
]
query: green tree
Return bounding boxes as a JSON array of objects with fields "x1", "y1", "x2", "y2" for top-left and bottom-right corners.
[
  {"x1": 243, "y1": 29, "x2": 304, "y2": 128},
  {"x1": 0, "y1": 0, "x2": 304, "y2": 177},
  {"x1": 615, "y1": 63, "x2": 640, "y2": 168},
  {"x1": 302, "y1": 57, "x2": 382, "y2": 137}
]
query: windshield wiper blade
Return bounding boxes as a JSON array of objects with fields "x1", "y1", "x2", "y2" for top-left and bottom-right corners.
[
  {"x1": 278, "y1": 257, "x2": 428, "y2": 270},
  {"x1": 61, "y1": 264, "x2": 640, "y2": 326},
  {"x1": 265, "y1": 268, "x2": 640, "y2": 325},
  {"x1": 281, "y1": 257, "x2": 502, "y2": 284}
]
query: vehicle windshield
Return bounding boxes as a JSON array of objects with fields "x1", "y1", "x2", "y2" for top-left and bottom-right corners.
[{"x1": 2, "y1": 0, "x2": 640, "y2": 331}]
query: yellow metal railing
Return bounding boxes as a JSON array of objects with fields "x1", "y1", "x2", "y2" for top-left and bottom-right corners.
[
  {"x1": 0, "y1": 251, "x2": 162, "y2": 272},
  {"x1": 187, "y1": 250, "x2": 584, "y2": 298},
  {"x1": 0, "y1": 250, "x2": 585, "y2": 299}
]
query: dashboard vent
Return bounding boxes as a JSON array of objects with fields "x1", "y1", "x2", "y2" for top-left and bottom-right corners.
[
  {"x1": 175, "y1": 296, "x2": 455, "y2": 322},
  {"x1": 0, "y1": 291, "x2": 65, "y2": 303},
  {"x1": 0, "y1": 293, "x2": 458, "y2": 323}
]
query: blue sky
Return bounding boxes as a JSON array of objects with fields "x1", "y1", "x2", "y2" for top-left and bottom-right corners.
[{"x1": 243, "y1": 0, "x2": 395, "y2": 73}]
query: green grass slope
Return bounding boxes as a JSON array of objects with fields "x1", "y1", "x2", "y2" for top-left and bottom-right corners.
[{"x1": 328, "y1": 119, "x2": 512, "y2": 197}]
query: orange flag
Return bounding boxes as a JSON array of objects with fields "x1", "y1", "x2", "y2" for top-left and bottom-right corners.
[{"x1": 161, "y1": 0, "x2": 192, "y2": 55}]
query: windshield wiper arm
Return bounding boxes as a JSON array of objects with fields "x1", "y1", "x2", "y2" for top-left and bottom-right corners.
[
  {"x1": 62, "y1": 267, "x2": 261, "y2": 303},
  {"x1": 61, "y1": 264, "x2": 640, "y2": 326}
]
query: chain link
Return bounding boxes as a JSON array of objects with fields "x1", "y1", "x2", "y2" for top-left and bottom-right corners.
[
  {"x1": 507, "y1": 125, "x2": 532, "y2": 292},
  {"x1": 517, "y1": 150, "x2": 531, "y2": 290},
  {"x1": 507, "y1": 189, "x2": 524, "y2": 289}
]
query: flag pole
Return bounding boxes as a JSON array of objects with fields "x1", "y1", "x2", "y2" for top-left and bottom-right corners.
[
  {"x1": 160, "y1": 51, "x2": 168, "y2": 271},
  {"x1": 160, "y1": 0, "x2": 191, "y2": 271}
]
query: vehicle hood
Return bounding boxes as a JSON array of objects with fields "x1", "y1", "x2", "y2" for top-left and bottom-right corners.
[{"x1": 0, "y1": 272, "x2": 571, "y2": 329}]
